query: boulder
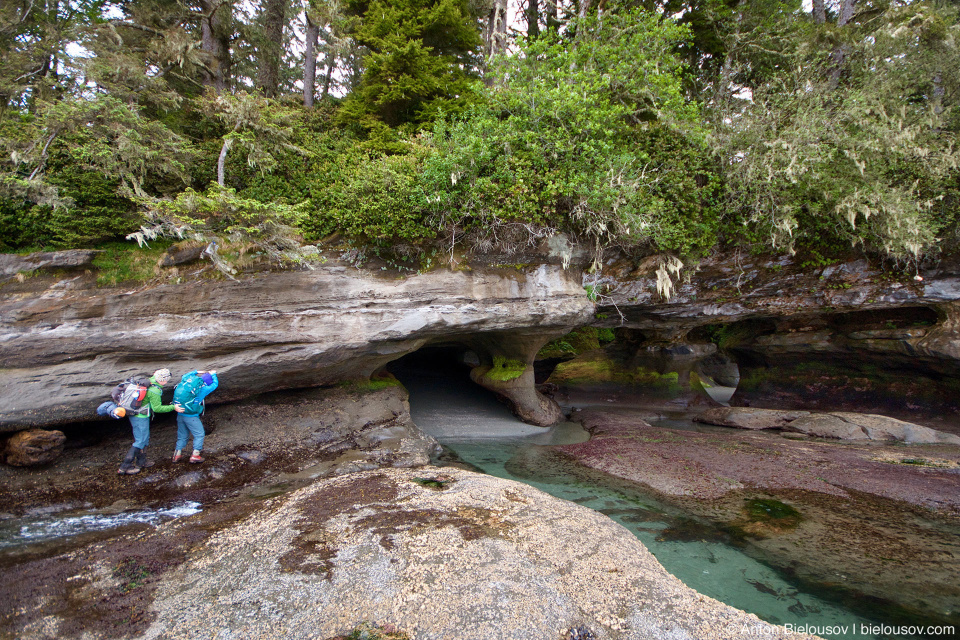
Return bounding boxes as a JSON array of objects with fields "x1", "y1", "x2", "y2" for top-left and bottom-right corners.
[
  {"x1": 144, "y1": 468, "x2": 816, "y2": 640},
  {"x1": 787, "y1": 413, "x2": 960, "y2": 444},
  {"x1": 159, "y1": 241, "x2": 206, "y2": 267},
  {"x1": 3, "y1": 429, "x2": 66, "y2": 466},
  {"x1": 694, "y1": 407, "x2": 811, "y2": 430},
  {"x1": 694, "y1": 407, "x2": 960, "y2": 443},
  {"x1": 0, "y1": 250, "x2": 100, "y2": 281}
]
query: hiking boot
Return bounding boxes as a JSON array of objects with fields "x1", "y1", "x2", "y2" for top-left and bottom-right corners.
[
  {"x1": 118, "y1": 446, "x2": 140, "y2": 475},
  {"x1": 172, "y1": 449, "x2": 183, "y2": 463},
  {"x1": 189, "y1": 450, "x2": 205, "y2": 464},
  {"x1": 135, "y1": 449, "x2": 154, "y2": 469}
]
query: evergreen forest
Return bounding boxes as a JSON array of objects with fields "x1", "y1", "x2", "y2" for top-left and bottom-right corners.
[{"x1": 2, "y1": 0, "x2": 959, "y2": 271}]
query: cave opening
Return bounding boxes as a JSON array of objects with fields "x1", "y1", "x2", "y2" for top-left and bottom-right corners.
[{"x1": 385, "y1": 345, "x2": 538, "y2": 440}]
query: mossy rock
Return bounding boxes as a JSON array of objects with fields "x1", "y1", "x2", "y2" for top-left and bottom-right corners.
[
  {"x1": 537, "y1": 327, "x2": 617, "y2": 358},
  {"x1": 480, "y1": 356, "x2": 527, "y2": 382},
  {"x1": 337, "y1": 372, "x2": 404, "y2": 392},
  {"x1": 548, "y1": 351, "x2": 681, "y2": 393},
  {"x1": 729, "y1": 498, "x2": 802, "y2": 538}
]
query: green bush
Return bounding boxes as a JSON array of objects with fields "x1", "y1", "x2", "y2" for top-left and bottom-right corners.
[
  {"x1": 415, "y1": 10, "x2": 718, "y2": 257},
  {"x1": 303, "y1": 143, "x2": 434, "y2": 244}
]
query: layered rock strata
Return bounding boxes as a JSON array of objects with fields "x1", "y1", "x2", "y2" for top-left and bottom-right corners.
[
  {"x1": 0, "y1": 264, "x2": 593, "y2": 430},
  {"x1": 588, "y1": 254, "x2": 960, "y2": 426}
]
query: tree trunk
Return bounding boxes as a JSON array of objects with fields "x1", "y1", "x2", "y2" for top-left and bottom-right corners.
[
  {"x1": 578, "y1": 0, "x2": 590, "y2": 20},
  {"x1": 526, "y1": 0, "x2": 540, "y2": 38},
  {"x1": 217, "y1": 138, "x2": 230, "y2": 187},
  {"x1": 303, "y1": 13, "x2": 319, "y2": 107},
  {"x1": 828, "y1": 0, "x2": 856, "y2": 90},
  {"x1": 320, "y1": 48, "x2": 336, "y2": 99},
  {"x1": 200, "y1": 0, "x2": 232, "y2": 92},
  {"x1": 483, "y1": 0, "x2": 508, "y2": 84},
  {"x1": 545, "y1": 0, "x2": 559, "y2": 32},
  {"x1": 256, "y1": 0, "x2": 287, "y2": 97},
  {"x1": 812, "y1": 0, "x2": 826, "y2": 24},
  {"x1": 837, "y1": 0, "x2": 855, "y2": 26}
]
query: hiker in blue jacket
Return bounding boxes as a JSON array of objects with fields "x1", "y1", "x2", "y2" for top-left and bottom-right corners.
[
  {"x1": 172, "y1": 370, "x2": 218, "y2": 464},
  {"x1": 118, "y1": 368, "x2": 184, "y2": 475}
]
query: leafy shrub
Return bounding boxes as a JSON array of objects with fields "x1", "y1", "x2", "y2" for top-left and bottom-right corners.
[
  {"x1": 414, "y1": 11, "x2": 719, "y2": 258},
  {"x1": 715, "y1": 2, "x2": 960, "y2": 260},
  {"x1": 303, "y1": 143, "x2": 434, "y2": 244},
  {"x1": 129, "y1": 184, "x2": 309, "y2": 274}
]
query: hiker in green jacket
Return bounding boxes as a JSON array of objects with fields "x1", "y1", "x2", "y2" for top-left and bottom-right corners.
[{"x1": 118, "y1": 368, "x2": 184, "y2": 475}]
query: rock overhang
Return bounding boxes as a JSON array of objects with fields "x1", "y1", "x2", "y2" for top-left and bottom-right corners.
[{"x1": 0, "y1": 264, "x2": 595, "y2": 430}]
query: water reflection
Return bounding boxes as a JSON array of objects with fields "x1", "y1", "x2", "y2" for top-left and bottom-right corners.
[{"x1": 394, "y1": 359, "x2": 915, "y2": 640}]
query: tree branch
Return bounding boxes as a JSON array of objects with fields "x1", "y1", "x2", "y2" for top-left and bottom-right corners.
[
  {"x1": 28, "y1": 129, "x2": 59, "y2": 181},
  {"x1": 109, "y1": 20, "x2": 166, "y2": 37}
]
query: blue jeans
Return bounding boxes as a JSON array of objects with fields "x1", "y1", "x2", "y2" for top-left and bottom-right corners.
[
  {"x1": 129, "y1": 415, "x2": 150, "y2": 449},
  {"x1": 176, "y1": 414, "x2": 205, "y2": 452}
]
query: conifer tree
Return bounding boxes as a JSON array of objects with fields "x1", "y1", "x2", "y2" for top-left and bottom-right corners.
[{"x1": 337, "y1": 0, "x2": 483, "y2": 136}]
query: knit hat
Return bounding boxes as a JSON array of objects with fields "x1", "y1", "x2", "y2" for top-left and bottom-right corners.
[
  {"x1": 154, "y1": 368, "x2": 171, "y2": 382},
  {"x1": 200, "y1": 372, "x2": 214, "y2": 385}
]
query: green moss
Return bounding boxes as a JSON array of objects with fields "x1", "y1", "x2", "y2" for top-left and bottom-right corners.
[
  {"x1": 112, "y1": 559, "x2": 152, "y2": 593},
  {"x1": 484, "y1": 356, "x2": 527, "y2": 382},
  {"x1": 412, "y1": 475, "x2": 455, "y2": 490},
  {"x1": 340, "y1": 622, "x2": 410, "y2": 640},
  {"x1": 745, "y1": 499, "x2": 802, "y2": 523},
  {"x1": 549, "y1": 354, "x2": 682, "y2": 392},
  {"x1": 91, "y1": 241, "x2": 172, "y2": 287},
  {"x1": 537, "y1": 326, "x2": 617, "y2": 358},
  {"x1": 337, "y1": 374, "x2": 403, "y2": 392}
]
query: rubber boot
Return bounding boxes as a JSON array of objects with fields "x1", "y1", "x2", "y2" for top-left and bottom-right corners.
[
  {"x1": 135, "y1": 448, "x2": 154, "y2": 469},
  {"x1": 118, "y1": 446, "x2": 140, "y2": 475}
]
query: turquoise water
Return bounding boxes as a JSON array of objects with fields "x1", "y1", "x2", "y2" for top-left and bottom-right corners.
[
  {"x1": 444, "y1": 435, "x2": 884, "y2": 640},
  {"x1": 393, "y1": 361, "x2": 939, "y2": 640}
]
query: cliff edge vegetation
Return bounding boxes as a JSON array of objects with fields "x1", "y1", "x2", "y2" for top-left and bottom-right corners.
[{"x1": 1, "y1": 0, "x2": 957, "y2": 273}]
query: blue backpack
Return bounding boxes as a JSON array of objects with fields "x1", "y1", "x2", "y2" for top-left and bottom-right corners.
[{"x1": 173, "y1": 373, "x2": 205, "y2": 414}]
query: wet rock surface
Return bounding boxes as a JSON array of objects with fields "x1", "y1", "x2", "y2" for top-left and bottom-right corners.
[
  {"x1": 695, "y1": 407, "x2": 960, "y2": 443},
  {"x1": 0, "y1": 385, "x2": 448, "y2": 639},
  {"x1": 136, "y1": 468, "x2": 816, "y2": 640},
  {"x1": 555, "y1": 409, "x2": 960, "y2": 624},
  {"x1": 694, "y1": 407, "x2": 812, "y2": 430},
  {"x1": 0, "y1": 385, "x2": 436, "y2": 517},
  {"x1": 786, "y1": 412, "x2": 960, "y2": 443}
]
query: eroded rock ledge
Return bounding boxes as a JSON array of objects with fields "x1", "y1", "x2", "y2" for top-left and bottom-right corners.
[
  {"x1": 0, "y1": 264, "x2": 593, "y2": 430},
  {"x1": 695, "y1": 407, "x2": 960, "y2": 444}
]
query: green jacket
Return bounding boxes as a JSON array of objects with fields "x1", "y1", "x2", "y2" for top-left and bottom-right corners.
[{"x1": 137, "y1": 376, "x2": 176, "y2": 417}]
